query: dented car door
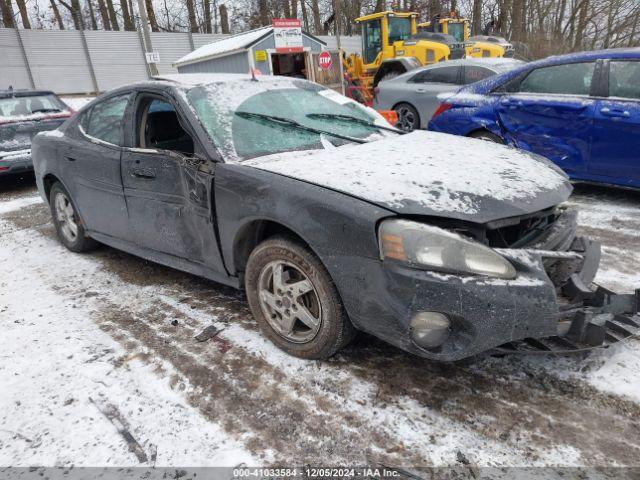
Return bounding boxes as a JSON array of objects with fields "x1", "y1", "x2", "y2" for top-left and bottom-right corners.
[{"x1": 120, "y1": 147, "x2": 224, "y2": 268}]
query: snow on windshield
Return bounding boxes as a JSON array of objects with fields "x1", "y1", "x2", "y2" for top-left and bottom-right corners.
[{"x1": 183, "y1": 78, "x2": 387, "y2": 161}]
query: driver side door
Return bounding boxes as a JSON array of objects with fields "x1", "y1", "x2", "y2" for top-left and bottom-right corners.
[{"x1": 120, "y1": 91, "x2": 225, "y2": 271}]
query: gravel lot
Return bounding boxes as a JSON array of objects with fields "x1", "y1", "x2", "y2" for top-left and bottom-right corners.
[{"x1": 1, "y1": 172, "x2": 639, "y2": 468}]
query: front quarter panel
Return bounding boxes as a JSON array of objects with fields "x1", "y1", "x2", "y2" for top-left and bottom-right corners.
[{"x1": 214, "y1": 163, "x2": 394, "y2": 333}]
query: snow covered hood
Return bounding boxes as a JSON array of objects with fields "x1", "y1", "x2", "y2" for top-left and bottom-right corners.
[{"x1": 245, "y1": 130, "x2": 572, "y2": 223}]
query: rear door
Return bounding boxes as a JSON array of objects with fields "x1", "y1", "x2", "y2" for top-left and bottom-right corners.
[
  {"x1": 120, "y1": 91, "x2": 224, "y2": 270},
  {"x1": 406, "y1": 65, "x2": 462, "y2": 123},
  {"x1": 590, "y1": 59, "x2": 640, "y2": 186},
  {"x1": 496, "y1": 61, "x2": 597, "y2": 175},
  {"x1": 66, "y1": 92, "x2": 132, "y2": 240}
]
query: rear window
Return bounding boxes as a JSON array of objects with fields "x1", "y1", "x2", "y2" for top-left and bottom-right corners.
[
  {"x1": 0, "y1": 93, "x2": 68, "y2": 119},
  {"x1": 410, "y1": 66, "x2": 460, "y2": 84},
  {"x1": 518, "y1": 62, "x2": 596, "y2": 96},
  {"x1": 463, "y1": 66, "x2": 495, "y2": 84},
  {"x1": 609, "y1": 61, "x2": 640, "y2": 100}
]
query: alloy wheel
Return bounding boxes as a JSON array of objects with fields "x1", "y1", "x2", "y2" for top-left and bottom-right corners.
[
  {"x1": 257, "y1": 260, "x2": 322, "y2": 343},
  {"x1": 396, "y1": 106, "x2": 416, "y2": 132},
  {"x1": 54, "y1": 192, "x2": 79, "y2": 243}
]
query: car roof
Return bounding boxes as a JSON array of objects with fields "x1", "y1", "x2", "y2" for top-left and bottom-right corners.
[
  {"x1": 153, "y1": 73, "x2": 296, "y2": 87},
  {"x1": 0, "y1": 89, "x2": 57, "y2": 99},
  {"x1": 521, "y1": 47, "x2": 640, "y2": 70},
  {"x1": 391, "y1": 57, "x2": 523, "y2": 82}
]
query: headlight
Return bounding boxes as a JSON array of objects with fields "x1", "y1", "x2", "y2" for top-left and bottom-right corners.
[{"x1": 378, "y1": 219, "x2": 517, "y2": 279}]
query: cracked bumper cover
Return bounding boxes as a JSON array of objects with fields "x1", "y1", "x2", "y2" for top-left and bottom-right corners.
[{"x1": 345, "y1": 209, "x2": 639, "y2": 361}]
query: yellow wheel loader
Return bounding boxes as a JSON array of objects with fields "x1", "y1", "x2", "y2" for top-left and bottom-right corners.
[
  {"x1": 342, "y1": 11, "x2": 465, "y2": 105},
  {"x1": 418, "y1": 13, "x2": 515, "y2": 59}
]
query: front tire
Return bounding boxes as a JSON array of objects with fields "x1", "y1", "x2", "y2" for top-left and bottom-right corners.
[
  {"x1": 245, "y1": 236, "x2": 355, "y2": 359},
  {"x1": 394, "y1": 103, "x2": 420, "y2": 132},
  {"x1": 49, "y1": 182, "x2": 97, "y2": 253}
]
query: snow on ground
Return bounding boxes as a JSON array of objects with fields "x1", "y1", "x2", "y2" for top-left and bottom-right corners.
[{"x1": 0, "y1": 176, "x2": 639, "y2": 468}]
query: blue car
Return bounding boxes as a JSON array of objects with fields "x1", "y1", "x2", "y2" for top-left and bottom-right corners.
[{"x1": 429, "y1": 48, "x2": 640, "y2": 189}]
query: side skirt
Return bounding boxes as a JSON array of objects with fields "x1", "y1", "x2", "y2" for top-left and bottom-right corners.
[{"x1": 88, "y1": 231, "x2": 241, "y2": 289}]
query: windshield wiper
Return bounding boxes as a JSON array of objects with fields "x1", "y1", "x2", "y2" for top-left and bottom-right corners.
[
  {"x1": 234, "y1": 111, "x2": 368, "y2": 144},
  {"x1": 306, "y1": 113, "x2": 405, "y2": 134}
]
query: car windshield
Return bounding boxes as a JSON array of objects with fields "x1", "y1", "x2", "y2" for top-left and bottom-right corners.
[
  {"x1": 0, "y1": 93, "x2": 68, "y2": 120},
  {"x1": 186, "y1": 78, "x2": 388, "y2": 161}
]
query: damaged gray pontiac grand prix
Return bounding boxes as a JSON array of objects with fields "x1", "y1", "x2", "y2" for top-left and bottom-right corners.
[{"x1": 32, "y1": 74, "x2": 640, "y2": 361}]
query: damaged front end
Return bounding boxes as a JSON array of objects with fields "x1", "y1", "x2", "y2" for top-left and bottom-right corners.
[
  {"x1": 375, "y1": 206, "x2": 639, "y2": 361},
  {"x1": 492, "y1": 208, "x2": 640, "y2": 354}
]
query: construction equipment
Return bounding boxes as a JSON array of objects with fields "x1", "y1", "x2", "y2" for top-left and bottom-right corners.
[
  {"x1": 418, "y1": 12, "x2": 515, "y2": 59},
  {"x1": 342, "y1": 11, "x2": 464, "y2": 105}
]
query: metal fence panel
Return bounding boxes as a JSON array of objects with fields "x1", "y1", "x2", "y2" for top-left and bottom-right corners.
[
  {"x1": 192, "y1": 33, "x2": 229, "y2": 50},
  {"x1": 85, "y1": 30, "x2": 149, "y2": 91},
  {"x1": 0, "y1": 28, "x2": 32, "y2": 90},
  {"x1": 19, "y1": 29, "x2": 94, "y2": 94},
  {"x1": 0, "y1": 29, "x2": 357, "y2": 94},
  {"x1": 317, "y1": 35, "x2": 361, "y2": 54},
  {"x1": 150, "y1": 32, "x2": 192, "y2": 75}
]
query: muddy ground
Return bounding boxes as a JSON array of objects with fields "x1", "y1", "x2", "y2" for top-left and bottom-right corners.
[{"x1": 1, "y1": 172, "x2": 639, "y2": 469}]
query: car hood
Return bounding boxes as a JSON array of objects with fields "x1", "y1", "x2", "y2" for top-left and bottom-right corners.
[{"x1": 244, "y1": 130, "x2": 572, "y2": 224}]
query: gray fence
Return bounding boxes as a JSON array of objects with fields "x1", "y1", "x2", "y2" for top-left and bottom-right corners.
[{"x1": 0, "y1": 28, "x2": 360, "y2": 95}]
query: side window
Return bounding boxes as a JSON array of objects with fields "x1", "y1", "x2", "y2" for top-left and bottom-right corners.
[
  {"x1": 609, "y1": 61, "x2": 640, "y2": 100},
  {"x1": 518, "y1": 62, "x2": 596, "y2": 96},
  {"x1": 84, "y1": 94, "x2": 130, "y2": 146},
  {"x1": 463, "y1": 66, "x2": 495, "y2": 85},
  {"x1": 137, "y1": 97, "x2": 194, "y2": 155},
  {"x1": 362, "y1": 19, "x2": 382, "y2": 64},
  {"x1": 410, "y1": 66, "x2": 460, "y2": 84}
]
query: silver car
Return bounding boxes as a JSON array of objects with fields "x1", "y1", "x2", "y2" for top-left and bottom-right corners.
[{"x1": 374, "y1": 58, "x2": 524, "y2": 132}]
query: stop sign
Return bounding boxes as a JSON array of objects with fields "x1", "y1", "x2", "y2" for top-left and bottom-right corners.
[{"x1": 318, "y1": 51, "x2": 332, "y2": 70}]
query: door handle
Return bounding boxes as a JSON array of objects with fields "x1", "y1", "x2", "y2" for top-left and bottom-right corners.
[
  {"x1": 130, "y1": 167, "x2": 156, "y2": 179},
  {"x1": 415, "y1": 88, "x2": 428, "y2": 93},
  {"x1": 600, "y1": 107, "x2": 630, "y2": 118},
  {"x1": 66, "y1": 156, "x2": 76, "y2": 162}
]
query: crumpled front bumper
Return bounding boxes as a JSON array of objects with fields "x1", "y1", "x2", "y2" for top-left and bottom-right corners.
[
  {"x1": 355, "y1": 208, "x2": 639, "y2": 361},
  {"x1": 495, "y1": 237, "x2": 640, "y2": 354}
]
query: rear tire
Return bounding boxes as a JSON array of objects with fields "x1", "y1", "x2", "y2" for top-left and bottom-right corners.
[
  {"x1": 49, "y1": 182, "x2": 97, "y2": 253},
  {"x1": 469, "y1": 130, "x2": 504, "y2": 143},
  {"x1": 245, "y1": 236, "x2": 356, "y2": 359},
  {"x1": 394, "y1": 102, "x2": 420, "y2": 132}
]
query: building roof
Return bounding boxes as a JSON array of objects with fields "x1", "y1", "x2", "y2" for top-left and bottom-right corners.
[{"x1": 173, "y1": 26, "x2": 327, "y2": 67}]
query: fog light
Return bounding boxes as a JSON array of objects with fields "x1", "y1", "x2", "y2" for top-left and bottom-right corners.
[{"x1": 410, "y1": 312, "x2": 450, "y2": 349}]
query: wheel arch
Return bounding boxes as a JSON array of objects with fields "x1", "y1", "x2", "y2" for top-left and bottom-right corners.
[
  {"x1": 43, "y1": 173, "x2": 62, "y2": 201},
  {"x1": 232, "y1": 218, "x2": 318, "y2": 282}
]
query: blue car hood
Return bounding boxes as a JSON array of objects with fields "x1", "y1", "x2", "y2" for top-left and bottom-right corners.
[{"x1": 245, "y1": 130, "x2": 572, "y2": 224}]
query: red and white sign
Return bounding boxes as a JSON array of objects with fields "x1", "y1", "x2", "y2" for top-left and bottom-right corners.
[
  {"x1": 318, "y1": 51, "x2": 332, "y2": 70},
  {"x1": 273, "y1": 18, "x2": 303, "y2": 53}
]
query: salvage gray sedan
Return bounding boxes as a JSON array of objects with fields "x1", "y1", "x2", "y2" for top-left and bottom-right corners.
[
  {"x1": 32, "y1": 74, "x2": 639, "y2": 361},
  {"x1": 374, "y1": 58, "x2": 523, "y2": 131}
]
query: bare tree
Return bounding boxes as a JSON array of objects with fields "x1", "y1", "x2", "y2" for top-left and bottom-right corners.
[
  {"x1": 15, "y1": 0, "x2": 31, "y2": 28},
  {"x1": 106, "y1": 0, "x2": 119, "y2": 30},
  {"x1": 146, "y1": 0, "x2": 159, "y2": 30},
  {"x1": 49, "y1": 0, "x2": 65, "y2": 28},
  {"x1": 1, "y1": 0, "x2": 15, "y2": 28},
  {"x1": 186, "y1": 0, "x2": 198, "y2": 31},
  {"x1": 219, "y1": 2, "x2": 229, "y2": 32},
  {"x1": 87, "y1": 0, "x2": 98, "y2": 29}
]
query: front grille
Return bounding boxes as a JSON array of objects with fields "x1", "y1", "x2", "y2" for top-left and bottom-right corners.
[{"x1": 485, "y1": 209, "x2": 560, "y2": 248}]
